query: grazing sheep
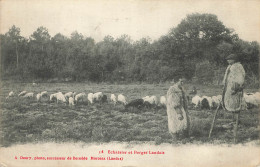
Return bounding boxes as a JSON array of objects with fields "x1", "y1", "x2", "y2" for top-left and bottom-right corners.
[
  {"x1": 253, "y1": 92, "x2": 260, "y2": 105},
  {"x1": 125, "y1": 99, "x2": 144, "y2": 109},
  {"x1": 244, "y1": 93, "x2": 258, "y2": 108},
  {"x1": 36, "y1": 93, "x2": 42, "y2": 101},
  {"x1": 88, "y1": 93, "x2": 94, "y2": 104},
  {"x1": 50, "y1": 93, "x2": 56, "y2": 101},
  {"x1": 93, "y1": 92, "x2": 103, "y2": 103},
  {"x1": 191, "y1": 95, "x2": 202, "y2": 109},
  {"x1": 201, "y1": 96, "x2": 213, "y2": 110},
  {"x1": 142, "y1": 95, "x2": 158, "y2": 106},
  {"x1": 212, "y1": 95, "x2": 222, "y2": 108},
  {"x1": 32, "y1": 82, "x2": 37, "y2": 86},
  {"x1": 101, "y1": 95, "x2": 108, "y2": 103},
  {"x1": 118, "y1": 94, "x2": 127, "y2": 105},
  {"x1": 23, "y1": 92, "x2": 34, "y2": 98},
  {"x1": 49, "y1": 92, "x2": 66, "y2": 103},
  {"x1": 65, "y1": 92, "x2": 76, "y2": 100},
  {"x1": 56, "y1": 92, "x2": 66, "y2": 103},
  {"x1": 6, "y1": 91, "x2": 15, "y2": 99},
  {"x1": 69, "y1": 97, "x2": 75, "y2": 106},
  {"x1": 110, "y1": 94, "x2": 117, "y2": 105},
  {"x1": 150, "y1": 96, "x2": 159, "y2": 106},
  {"x1": 18, "y1": 91, "x2": 27, "y2": 97},
  {"x1": 40, "y1": 91, "x2": 48, "y2": 97},
  {"x1": 75, "y1": 93, "x2": 86, "y2": 104},
  {"x1": 160, "y1": 96, "x2": 167, "y2": 106}
]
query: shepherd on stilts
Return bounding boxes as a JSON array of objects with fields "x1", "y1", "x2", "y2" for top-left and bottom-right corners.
[{"x1": 222, "y1": 54, "x2": 246, "y2": 143}]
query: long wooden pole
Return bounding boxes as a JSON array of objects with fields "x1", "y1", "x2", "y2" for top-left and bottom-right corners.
[
  {"x1": 208, "y1": 103, "x2": 221, "y2": 138},
  {"x1": 233, "y1": 112, "x2": 240, "y2": 144}
]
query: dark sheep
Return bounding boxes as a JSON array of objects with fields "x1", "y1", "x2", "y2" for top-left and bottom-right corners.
[
  {"x1": 201, "y1": 97, "x2": 210, "y2": 110},
  {"x1": 101, "y1": 95, "x2": 108, "y2": 103},
  {"x1": 125, "y1": 99, "x2": 144, "y2": 109}
]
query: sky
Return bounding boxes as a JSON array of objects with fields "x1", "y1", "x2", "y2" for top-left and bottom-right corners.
[{"x1": 0, "y1": 0, "x2": 260, "y2": 42}]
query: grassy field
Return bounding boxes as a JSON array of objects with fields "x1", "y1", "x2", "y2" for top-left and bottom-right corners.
[{"x1": 0, "y1": 82, "x2": 259, "y2": 147}]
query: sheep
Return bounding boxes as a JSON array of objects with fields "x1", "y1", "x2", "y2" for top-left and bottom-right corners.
[
  {"x1": 253, "y1": 92, "x2": 260, "y2": 105},
  {"x1": 23, "y1": 92, "x2": 34, "y2": 98},
  {"x1": 64, "y1": 92, "x2": 76, "y2": 100},
  {"x1": 40, "y1": 91, "x2": 48, "y2": 97},
  {"x1": 118, "y1": 94, "x2": 127, "y2": 105},
  {"x1": 56, "y1": 92, "x2": 66, "y2": 103},
  {"x1": 6, "y1": 91, "x2": 15, "y2": 99},
  {"x1": 125, "y1": 99, "x2": 144, "y2": 109},
  {"x1": 93, "y1": 92, "x2": 103, "y2": 103},
  {"x1": 142, "y1": 96, "x2": 158, "y2": 106},
  {"x1": 88, "y1": 93, "x2": 94, "y2": 104},
  {"x1": 50, "y1": 93, "x2": 57, "y2": 101},
  {"x1": 110, "y1": 94, "x2": 117, "y2": 105},
  {"x1": 244, "y1": 93, "x2": 258, "y2": 108},
  {"x1": 36, "y1": 93, "x2": 42, "y2": 101},
  {"x1": 201, "y1": 96, "x2": 213, "y2": 110},
  {"x1": 160, "y1": 96, "x2": 167, "y2": 106},
  {"x1": 69, "y1": 97, "x2": 75, "y2": 106},
  {"x1": 212, "y1": 95, "x2": 221, "y2": 108},
  {"x1": 49, "y1": 92, "x2": 66, "y2": 103},
  {"x1": 18, "y1": 91, "x2": 27, "y2": 97},
  {"x1": 101, "y1": 95, "x2": 108, "y2": 103},
  {"x1": 191, "y1": 95, "x2": 201, "y2": 109},
  {"x1": 75, "y1": 93, "x2": 86, "y2": 104}
]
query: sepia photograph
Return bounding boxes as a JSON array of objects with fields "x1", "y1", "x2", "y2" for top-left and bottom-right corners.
[{"x1": 0, "y1": 0, "x2": 259, "y2": 166}]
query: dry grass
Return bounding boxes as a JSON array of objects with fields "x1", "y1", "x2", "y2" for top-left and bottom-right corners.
[{"x1": 0, "y1": 82, "x2": 259, "y2": 147}]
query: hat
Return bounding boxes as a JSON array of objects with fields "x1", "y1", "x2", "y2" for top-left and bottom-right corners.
[{"x1": 226, "y1": 54, "x2": 238, "y2": 60}]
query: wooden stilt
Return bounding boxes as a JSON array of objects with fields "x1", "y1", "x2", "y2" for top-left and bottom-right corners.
[
  {"x1": 208, "y1": 103, "x2": 221, "y2": 138},
  {"x1": 233, "y1": 112, "x2": 240, "y2": 144}
]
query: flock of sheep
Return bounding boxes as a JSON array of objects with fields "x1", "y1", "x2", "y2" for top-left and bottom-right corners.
[
  {"x1": 191, "y1": 92, "x2": 260, "y2": 110},
  {"x1": 5, "y1": 90, "x2": 167, "y2": 109},
  {"x1": 5, "y1": 87, "x2": 260, "y2": 110}
]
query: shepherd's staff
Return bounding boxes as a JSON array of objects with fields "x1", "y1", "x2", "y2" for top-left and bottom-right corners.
[{"x1": 208, "y1": 102, "x2": 222, "y2": 139}]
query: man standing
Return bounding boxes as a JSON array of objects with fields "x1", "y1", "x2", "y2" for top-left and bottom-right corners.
[{"x1": 222, "y1": 54, "x2": 245, "y2": 143}]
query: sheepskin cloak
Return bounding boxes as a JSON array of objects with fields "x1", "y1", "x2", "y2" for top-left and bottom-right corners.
[
  {"x1": 223, "y1": 62, "x2": 246, "y2": 112},
  {"x1": 166, "y1": 84, "x2": 190, "y2": 134}
]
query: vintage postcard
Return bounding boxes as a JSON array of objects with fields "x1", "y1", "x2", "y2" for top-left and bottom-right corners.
[{"x1": 0, "y1": 0, "x2": 259, "y2": 166}]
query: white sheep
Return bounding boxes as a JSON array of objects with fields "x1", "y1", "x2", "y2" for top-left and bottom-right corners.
[
  {"x1": 93, "y1": 92, "x2": 103, "y2": 103},
  {"x1": 150, "y1": 96, "x2": 159, "y2": 105},
  {"x1": 65, "y1": 92, "x2": 76, "y2": 100},
  {"x1": 212, "y1": 95, "x2": 222, "y2": 108},
  {"x1": 40, "y1": 91, "x2": 48, "y2": 97},
  {"x1": 23, "y1": 92, "x2": 34, "y2": 98},
  {"x1": 6, "y1": 91, "x2": 15, "y2": 99},
  {"x1": 50, "y1": 93, "x2": 56, "y2": 101},
  {"x1": 191, "y1": 95, "x2": 202, "y2": 109},
  {"x1": 75, "y1": 93, "x2": 86, "y2": 104},
  {"x1": 56, "y1": 92, "x2": 66, "y2": 103},
  {"x1": 49, "y1": 92, "x2": 65, "y2": 103},
  {"x1": 36, "y1": 93, "x2": 42, "y2": 101},
  {"x1": 160, "y1": 96, "x2": 167, "y2": 106},
  {"x1": 143, "y1": 96, "x2": 158, "y2": 105},
  {"x1": 110, "y1": 94, "x2": 117, "y2": 105},
  {"x1": 244, "y1": 93, "x2": 258, "y2": 107},
  {"x1": 118, "y1": 94, "x2": 127, "y2": 105},
  {"x1": 253, "y1": 92, "x2": 260, "y2": 105},
  {"x1": 18, "y1": 91, "x2": 27, "y2": 97},
  {"x1": 69, "y1": 97, "x2": 75, "y2": 106},
  {"x1": 88, "y1": 93, "x2": 94, "y2": 104}
]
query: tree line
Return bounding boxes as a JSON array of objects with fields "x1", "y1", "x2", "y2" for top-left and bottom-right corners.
[{"x1": 0, "y1": 13, "x2": 259, "y2": 86}]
